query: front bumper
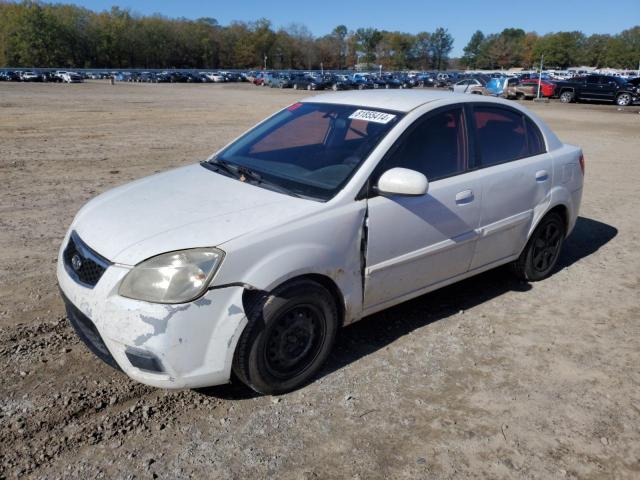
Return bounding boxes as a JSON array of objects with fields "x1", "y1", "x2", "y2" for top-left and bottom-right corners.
[{"x1": 57, "y1": 237, "x2": 248, "y2": 389}]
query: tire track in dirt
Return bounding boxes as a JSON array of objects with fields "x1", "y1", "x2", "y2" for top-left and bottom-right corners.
[{"x1": 0, "y1": 318, "x2": 226, "y2": 477}]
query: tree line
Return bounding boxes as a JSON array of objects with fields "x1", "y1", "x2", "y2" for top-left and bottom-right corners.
[
  {"x1": 462, "y1": 27, "x2": 640, "y2": 70},
  {"x1": 0, "y1": 1, "x2": 637, "y2": 70},
  {"x1": 0, "y1": 1, "x2": 453, "y2": 69}
]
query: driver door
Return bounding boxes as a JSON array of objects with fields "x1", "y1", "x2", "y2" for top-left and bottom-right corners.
[{"x1": 363, "y1": 106, "x2": 482, "y2": 310}]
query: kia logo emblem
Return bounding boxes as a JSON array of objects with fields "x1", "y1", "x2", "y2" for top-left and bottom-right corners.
[{"x1": 71, "y1": 254, "x2": 83, "y2": 271}]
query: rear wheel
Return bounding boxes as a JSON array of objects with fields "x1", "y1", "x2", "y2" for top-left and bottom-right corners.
[
  {"x1": 616, "y1": 92, "x2": 632, "y2": 106},
  {"x1": 232, "y1": 279, "x2": 338, "y2": 395},
  {"x1": 559, "y1": 90, "x2": 574, "y2": 103},
  {"x1": 511, "y1": 212, "x2": 565, "y2": 281}
]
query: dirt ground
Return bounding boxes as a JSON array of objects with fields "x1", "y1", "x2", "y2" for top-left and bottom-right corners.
[{"x1": 1, "y1": 81, "x2": 639, "y2": 479}]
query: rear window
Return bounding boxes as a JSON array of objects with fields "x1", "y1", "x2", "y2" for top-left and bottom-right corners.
[
  {"x1": 526, "y1": 118, "x2": 546, "y2": 156},
  {"x1": 473, "y1": 107, "x2": 527, "y2": 166}
]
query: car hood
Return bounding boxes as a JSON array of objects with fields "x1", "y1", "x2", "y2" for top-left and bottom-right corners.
[{"x1": 72, "y1": 164, "x2": 319, "y2": 265}]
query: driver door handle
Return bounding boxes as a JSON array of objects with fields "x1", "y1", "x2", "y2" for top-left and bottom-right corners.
[
  {"x1": 455, "y1": 189, "x2": 474, "y2": 204},
  {"x1": 535, "y1": 170, "x2": 549, "y2": 182}
]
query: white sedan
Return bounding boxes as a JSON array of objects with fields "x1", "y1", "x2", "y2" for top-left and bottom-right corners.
[
  {"x1": 57, "y1": 90, "x2": 584, "y2": 394},
  {"x1": 450, "y1": 78, "x2": 486, "y2": 94}
]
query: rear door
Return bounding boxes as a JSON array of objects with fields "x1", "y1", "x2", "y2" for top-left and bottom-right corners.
[
  {"x1": 363, "y1": 106, "x2": 482, "y2": 309},
  {"x1": 468, "y1": 104, "x2": 552, "y2": 270}
]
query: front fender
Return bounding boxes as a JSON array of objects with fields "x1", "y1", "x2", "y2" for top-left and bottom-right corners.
[{"x1": 214, "y1": 202, "x2": 367, "y2": 324}]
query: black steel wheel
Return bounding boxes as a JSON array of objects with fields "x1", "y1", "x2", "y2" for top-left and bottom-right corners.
[
  {"x1": 232, "y1": 279, "x2": 338, "y2": 395},
  {"x1": 263, "y1": 304, "x2": 325, "y2": 379},
  {"x1": 511, "y1": 212, "x2": 565, "y2": 281}
]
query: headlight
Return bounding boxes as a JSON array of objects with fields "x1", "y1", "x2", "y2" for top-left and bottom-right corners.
[{"x1": 119, "y1": 248, "x2": 224, "y2": 304}]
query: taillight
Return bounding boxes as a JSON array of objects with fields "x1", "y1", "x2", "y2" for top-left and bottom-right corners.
[{"x1": 579, "y1": 154, "x2": 585, "y2": 175}]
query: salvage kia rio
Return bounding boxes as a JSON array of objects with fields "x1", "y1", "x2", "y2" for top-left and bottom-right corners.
[{"x1": 58, "y1": 90, "x2": 584, "y2": 394}]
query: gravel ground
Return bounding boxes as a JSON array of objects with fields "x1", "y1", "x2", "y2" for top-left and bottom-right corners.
[{"x1": 0, "y1": 82, "x2": 639, "y2": 479}]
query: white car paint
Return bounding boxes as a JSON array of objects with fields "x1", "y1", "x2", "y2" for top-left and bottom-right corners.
[
  {"x1": 451, "y1": 78, "x2": 483, "y2": 94},
  {"x1": 57, "y1": 90, "x2": 583, "y2": 389},
  {"x1": 204, "y1": 72, "x2": 225, "y2": 82}
]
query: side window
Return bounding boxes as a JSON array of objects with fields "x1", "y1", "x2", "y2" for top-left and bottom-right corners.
[
  {"x1": 525, "y1": 117, "x2": 545, "y2": 156},
  {"x1": 385, "y1": 108, "x2": 467, "y2": 180},
  {"x1": 473, "y1": 107, "x2": 527, "y2": 166}
]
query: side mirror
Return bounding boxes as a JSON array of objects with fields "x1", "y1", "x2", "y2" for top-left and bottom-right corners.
[{"x1": 377, "y1": 167, "x2": 429, "y2": 196}]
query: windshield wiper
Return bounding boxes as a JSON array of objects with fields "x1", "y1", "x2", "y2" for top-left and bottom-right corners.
[
  {"x1": 206, "y1": 158, "x2": 239, "y2": 178},
  {"x1": 238, "y1": 166, "x2": 305, "y2": 198},
  {"x1": 235, "y1": 165, "x2": 262, "y2": 183},
  {"x1": 205, "y1": 159, "x2": 304, "y2": 199}
]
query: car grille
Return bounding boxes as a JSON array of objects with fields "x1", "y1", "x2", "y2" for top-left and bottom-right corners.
[
  {"x1": 62, "y1": 292, "x2": 121, "y2": 371},
  {"x1": 63, "y1": 232, "x2": 111, "y2": 288}
]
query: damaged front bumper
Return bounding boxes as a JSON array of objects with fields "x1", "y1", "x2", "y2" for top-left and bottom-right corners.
[{"x1": 57, "y1": 249, "x2": 248, "y2": 389}]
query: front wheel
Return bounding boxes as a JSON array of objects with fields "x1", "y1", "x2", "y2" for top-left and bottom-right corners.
[
  {"x1": 616, "y1": 92, "x2": 632, "y2": 106},
  {"x1": 511, "y1": 212, "x2": 565, "y2": 281},
  {"x1": 232, "y1": 279, "x2": 338, "y2": 395}
]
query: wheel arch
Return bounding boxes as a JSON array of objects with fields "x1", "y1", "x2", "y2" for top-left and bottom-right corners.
[
  {"x1": 241, "y1": 273, "x2": 346, "y2": 328},
  {"x1": 547, "y1": 204, "x2": 570, "y2": 236},
  {"x1": 528, "y1": 202, "x2": 571, "y2": 242}
]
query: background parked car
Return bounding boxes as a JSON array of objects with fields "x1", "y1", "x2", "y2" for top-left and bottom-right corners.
[
  {"x1": 520, "y1": 78, "x2": 557, "y2": 97},
  {"x1": 291, "y1": 74, "x2": 325, "y2": 91},
  {"x1": 58, "y1": 71, "x2": 83, "y2": 83},
  {"x1": 19, "y1": 71, "x2": 42, "y2": 82},
  {"x1": 205, "y1": 72, "x2": 225, "y2": 82},
  {"x1": 450, "y1": 77, "x2": 487, "y2": 94},
  {"x1": 554, "y1": 74, "x2": 638, "y2": 106},
  {"x1": 470, "y1": 77, "x2": 535, "y2": 100},
  {"x1": 351, "y1": 73, "x2": 374, "y2": 90},
  {"x1": 270, "y1": 73, "x2": 294, "y2": 88}
]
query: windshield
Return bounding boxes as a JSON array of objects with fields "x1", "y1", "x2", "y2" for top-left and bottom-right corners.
[{"x1": 209, "y1": 102, "x2": 402, "y2": 201}]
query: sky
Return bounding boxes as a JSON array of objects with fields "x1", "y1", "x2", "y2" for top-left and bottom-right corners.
[{"x1": 59, "y1": 0, "x2": 638, "y2": 56}]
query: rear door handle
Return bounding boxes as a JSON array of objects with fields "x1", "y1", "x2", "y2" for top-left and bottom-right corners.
[
  {"x1": 455, "y1": 189, "x2": 474, "y2": 204},
  {"x1": 535, "y1": 170, "x2": 549, "y2": 182}
]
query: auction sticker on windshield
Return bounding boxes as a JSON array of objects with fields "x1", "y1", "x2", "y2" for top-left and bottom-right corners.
[{"x1": 348, "y1": 109, "x2": 396, "y2": 124}]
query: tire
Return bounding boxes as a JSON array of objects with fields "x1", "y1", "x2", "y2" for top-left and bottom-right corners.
[
  {"x1": 306, "y1": 84, "x2": 312, "y2": 91},
  {"x1": 232, "y1": 279, "x2": 338, "y2": 395},
  {"x1": 332, "y1": 83, "x2": 338, "y2": 91},
  {"x1": 511, "y1": 212, "x2": 565, "y2": 281},
  {"x1": 616, "y1": 92, "x2": 632, "y2": 106},
  {"x1": 559, "y1": 90, "x2": 574, "y2": 103},
  {"x1": 293, "y1": 84, "x2": 298, "y2": 90}
]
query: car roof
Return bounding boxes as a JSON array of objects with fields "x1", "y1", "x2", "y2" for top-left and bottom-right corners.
[
  {"x1": 303, "y1": 89, "x2": 507, "y2": 113},
  {"x1": 302, "y1": 89, "x2": 564, "y2": 151}
]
